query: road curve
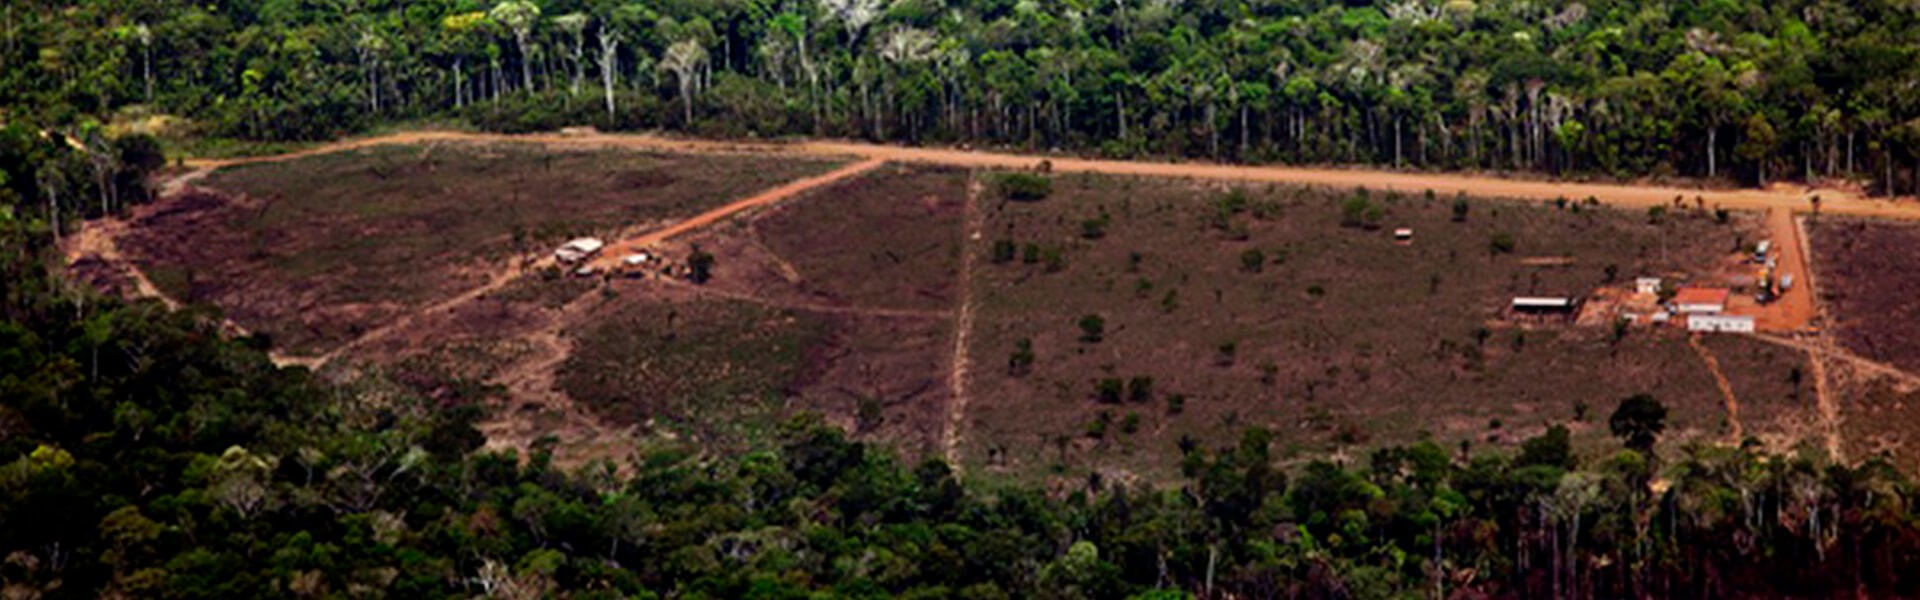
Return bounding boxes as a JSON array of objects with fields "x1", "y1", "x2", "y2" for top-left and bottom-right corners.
[{"x1": 184, "y1": 130, "x2": 1920, "y2": 221}]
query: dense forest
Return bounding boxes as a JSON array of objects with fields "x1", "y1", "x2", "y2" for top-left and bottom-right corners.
[{"x1": 5, "y1": 0, "x2": 1920, "y2": 191}]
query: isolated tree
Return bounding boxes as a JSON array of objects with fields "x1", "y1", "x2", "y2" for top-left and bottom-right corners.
[
  {"x1": 687, "y1": 245, "x2": 715, "y2": 284},
  {"x1": 660, "y1": 40, "x2": 708, "y2": 125},
  {"x1": 1609, "y1": 394, "x2": 1668, "y2": 453}
]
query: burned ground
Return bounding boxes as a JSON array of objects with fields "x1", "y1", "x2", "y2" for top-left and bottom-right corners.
[
  {"x1": 117, "y1": 142, "x2": 841, "y2": 356},
  {"x1": 1810, "y1": 218, "x2": 1920, "y2": 373}
]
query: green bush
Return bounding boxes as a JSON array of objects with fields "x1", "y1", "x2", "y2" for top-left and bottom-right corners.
[
  {"x1": 990, "y1": 239, "x2": 1017, "y2": 264},
  {"x1": 997, "y1": 173, "x2": 1053, "y2": 201},
  {"x1": 1489, "y1": 233, "x2": 1517, "y2": 254},
  {"x1": 1078, "y1": 314, "x2": 1106, "y2": 343}
]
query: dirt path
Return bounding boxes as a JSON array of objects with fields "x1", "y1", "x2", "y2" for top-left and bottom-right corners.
[
  {"x1": 476, "y1": 290, "x2": 637, "y2": 471},
  {"x1": 63, "y1": 217, "x2": 177, "y2": 310},
  {"x1": 312, "y1": 257, "x2": 547, "y2": 367},
  {"x1": 1807, "y1": 348, "x2": 1845, "y2": 462},
  {"x1": 942, "y1": 174, "x2": 984, "y2": 470},
  {"x1": 1751, "y1": 333, "x2": 1920, "y2": 390},
  {"x1": 649, "y1": 277, "x2": 953, "y2": 319},
  {"x1": 587, "y1": 158, "x2": 885, "y2": 269},
  {"x1": 1687, "y1": 334, "x2": 1744, "y2": 442},
  {"x1": 183, "y1": 130, "x2": 1920, "y2": 221}
]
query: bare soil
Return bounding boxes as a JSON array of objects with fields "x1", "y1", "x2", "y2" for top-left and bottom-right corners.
[
  {"x1": 1810, "y1": 218, "x2": 1920, "y2": 373},
  {"x1": 959, "y1": 174, "x2": 1806, "y2": 481},
  {"x1": 118, "y1": 142, "x2": 841, "y2": 356}
]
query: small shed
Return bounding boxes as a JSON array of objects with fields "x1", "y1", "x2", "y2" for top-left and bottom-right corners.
[
  {"x1": 555, "y1": 238, "x2": 606, "y2": 264},
  {"x1": 1687, "y1": 314, "x2": 1755, "y2": 333},
  {"x1": 1635, "y1": 277, "x2": 1662, "y2": 296},
  {"x1": 1511, "y1": 297, "x2": 1577, "y2": 313},
  {"x1": 1672, "y1": 287, "x2": 1730, "y2": 314},
  {"x1": 1393, "y1": 228, "x2": 1414, "y2": 244}
]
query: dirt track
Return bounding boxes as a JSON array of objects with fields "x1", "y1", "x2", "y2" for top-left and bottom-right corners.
[
  {"x1": 587, "y1": 158, "x2": 884, "y2": 270},
  {"x1": 184, "y1": 130, "x2": 1920, "y2": 221}
]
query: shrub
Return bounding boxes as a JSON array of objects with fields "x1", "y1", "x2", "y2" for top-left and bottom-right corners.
[
  {"x1": 997, "y1": 173, "x2": 1052, "y2": 201},
  {"x1": 1489, "y1": 232, "x2": 1517, "y2": 254},
  {"x1": 1166, "y1": 394, "x2": 1187, "y2": 415},
  {"x1": 990, "y1": 240, "x2": 1017, "y2": 264},
  {"x1": 1008, "y1": 339, "x2": 1036, "y2": 376},
  {"x1": 1159, "y1": 289, "x2": 1179, "y2": 313},
  {"x1": 1042, "y1": 247, "x2": 1066, "y2": 272},
  {"x1": 1121, "y1": 412, "x2": 1142, "y2": 434},
  {"x1": 1094, "y1": 378, "x2": 1123, "y2": 403},
  {"x1": 1078, "y1": 314, "x2": 1106, "y2": 343},
  {"x1": 688, "y1": 245, "x2": 716, "y2": 284},
  {"x1": 1306, "y1": 284, "x2": 1326, "y2": 298},
  {"x1": 1022, "y1": 243, "x2": 1041, "y2": 264},
  {"x1": 1127, "y1": 376, "x2": 1155, "y2": 403},
  {"x1": 1452, "y1": 196, "x2": 1470, "y2": 222},
  {"x1": 1080, "y1": 213, "x2": 1110, "y2": 239},
  {"x1": 1240, "y1": 248, "x2": 1266, "y2": 273}
]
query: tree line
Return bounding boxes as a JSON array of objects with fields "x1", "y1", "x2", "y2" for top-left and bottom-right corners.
[
  {"x1": 6, "y1": 0, "x2": 1920, "y2": 192},
  {"x1": 5, "y1": 141, "x2": 1920, "y2": 597}
]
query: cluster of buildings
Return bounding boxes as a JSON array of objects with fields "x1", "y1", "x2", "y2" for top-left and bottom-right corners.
[{"x1": 554, "y1": 237, "x2": 684, "y2": 279}]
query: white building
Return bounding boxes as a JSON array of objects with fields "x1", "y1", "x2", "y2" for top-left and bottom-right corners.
[
  {"x1": 1635, "y1": 277, "x2": 1662, "y2": 295},
  {"x1": 1687, "y1": 315, "x2": 1755, "y2": 333},
  {"x1": 555, "y1": 238, "x2": 606, "y2": 263}
]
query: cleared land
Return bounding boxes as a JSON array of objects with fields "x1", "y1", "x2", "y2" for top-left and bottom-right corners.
[
  {"x1": 1810, "y1": 219, "x2": 1920, "y2": 373},
  {"x1": 959, "y1": 174, "x2": 1810, "y2": 480},
  {"x1": 73, "y1": 135, "x2": 1886, "y2": 477},
  {"x1": 554, "y1": 165, "x2": 968, "y2": 457},
  {"x1": 117, "y1": 142, "x2": 842, "y2": 355}
]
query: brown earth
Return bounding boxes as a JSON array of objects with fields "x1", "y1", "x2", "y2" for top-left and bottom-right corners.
[
  {"x1": 959, "y1": 173, "x2": 1810, "y2": 481},
  {"x1": 1809, "y1": 218, "x2": 1920, "y2": 374},
  {"x1": 115, "y1": 142, "x2": 842, "y2": 357}
]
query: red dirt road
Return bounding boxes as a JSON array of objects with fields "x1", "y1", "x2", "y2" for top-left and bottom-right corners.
[
  {"x1": 182, "y1": 130, "x2": 1920, "y2": 221},
  {"x1": 586, "y1": 158, "x2": 885, "y2": 269}
]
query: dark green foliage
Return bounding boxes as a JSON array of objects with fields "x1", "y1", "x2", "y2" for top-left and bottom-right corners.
[
  {"x1": 1610, "y1": 394, "x2": 1670, "y2": 453},
  {"x1": 1127, "y1": 376, "x2": 1155, "y2": 403},
  {"x1": 1077, "y1": 314, "x2": 1105, "y2": 343},
  {"x1": 687, "y1": 245, "x2": 716, "y2": 284},
  {"x1": 1452, "y1": 196, "x2": 1471, "y2": 222},
  {"x1": 990, "y1": 239, "x2": 1017, "y2": 264},
  {"x1": 997, "y1": 173, "x2": 1052, "y2": 201},
  {"x1": 1008, "y1": 338, "x2": 1035, "y2": 376},
  {"x1": 1239, "y1": 248, "x2": 1265, "y2": 273},
  {"x1": 1080, "y1": 212, "x2": 1110, "y2": 239},
  {"x1": 1094, "y1": 378, "x2": 1124, "y2": 403},
  {"x1": 1516, "y1": 424, "x2": 1576, "y2": 470},
  {"x1": 1490, "y1": 232, "x2": 1517, "y2": 254}
]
